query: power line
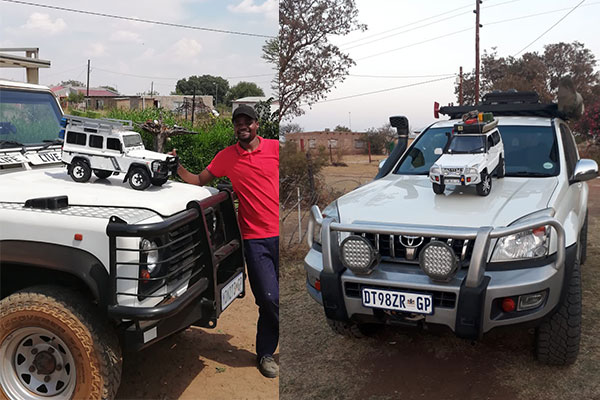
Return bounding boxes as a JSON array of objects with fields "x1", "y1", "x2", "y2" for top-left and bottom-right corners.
[
  {"x1": 512, "y1": 0, "x2": 587, "y2": 56},
  {"x1": 1, "y1": 0, "x2": 275, "y2": 39},
  {"x1": 313, "y1": 76, "x2": 456, "y2": 104},
  {"x1": 349, "y1": 73, "x2": 456, "y2": 78},
  {"x1": 93, "y1": 67, "x2": 273, "y2": 81}
]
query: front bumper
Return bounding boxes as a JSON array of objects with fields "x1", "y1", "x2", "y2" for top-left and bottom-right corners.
[
  {"x1": 429, "y1": 172, "x2": 480, "y2": 186},
  {"x1": 304, "y1": 206, "x2": 567, "y2": 339}
]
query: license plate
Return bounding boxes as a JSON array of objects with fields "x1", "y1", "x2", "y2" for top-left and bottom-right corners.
[
  {"x1": 445, "y1": 178, "x2": 460, "y2": 184},
  {"x1": 0, "y1": 153, "x2": 26, "y2": 166},
  {"x1": 26, "y1": 151, "x2": 62, "y2": 165},
  {"x1": 362, "y1": 287, "x2": 433, "y2": 314},
  {"x1": 220, "y1": 272, "x2": 243, "y2": 312}
]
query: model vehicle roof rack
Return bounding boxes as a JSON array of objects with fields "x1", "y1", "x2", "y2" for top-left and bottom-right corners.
[
  {"x1": 63, "y1": 114, "x2": 133, "y2": 135},
  {"x1": 439, "y1": 90, "x2": 565, "y2": 120}
]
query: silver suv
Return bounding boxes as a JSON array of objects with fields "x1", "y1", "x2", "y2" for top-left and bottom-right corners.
[{"x1": 304, "y1": 90, "x2": 597, "y2": 365}]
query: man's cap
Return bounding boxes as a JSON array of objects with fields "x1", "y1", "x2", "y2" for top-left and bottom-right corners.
[{"x1": 232, "y1": 105, "x2": 258, "y2": 121}]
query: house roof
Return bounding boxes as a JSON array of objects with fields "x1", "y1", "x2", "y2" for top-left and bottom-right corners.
[{"x1": 50, "y1": 85, "x2": 119, "y2": 97}]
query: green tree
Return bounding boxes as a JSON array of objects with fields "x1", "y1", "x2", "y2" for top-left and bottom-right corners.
[
  {"x1": 363, "y1": 123, "x2": 395, "y2": 155},
  {"x1": 100, "y1": 85, "x2": 119, "y2": 94},
  {"x1": 276, "y1": 0, "x2": 366, "y2": 120},
  {"x1": 280, "y1": 123, "x2": 303, "y2": 136},
  {"x1": 225, "y1": 81, "x2": 265, "y2": 106},
  {"x1": 59, "y1": 80, "x2": 85, "y2": 87},
  {"x1": 334, "y1": 125, "x2": 351, "y2": 132},
  {"x1": 67, "y1": 91, "x2": 85, "y2": 103},
  {"x1": 254, "y1": 98, "x2": 279, "y2": 140},
  {"x1": 176, "y1": 75, "x2": 229, "y2": 105}
]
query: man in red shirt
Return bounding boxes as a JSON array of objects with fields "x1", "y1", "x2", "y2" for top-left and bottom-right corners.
[{"x1": 173, "y1": 105, "x2": 279, "y2": 378}]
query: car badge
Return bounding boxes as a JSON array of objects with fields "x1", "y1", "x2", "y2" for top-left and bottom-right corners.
[{"x1": 399, "y1": 235, "x2": 424, "y2": 248}]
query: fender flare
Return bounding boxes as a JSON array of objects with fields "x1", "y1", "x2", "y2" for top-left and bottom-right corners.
[
  {"x1": 0, "y1": 240, "x2": 110, "y2": 307},
  {"x1": 123, "y1": 162, "x2": 150, "y2": 183}
]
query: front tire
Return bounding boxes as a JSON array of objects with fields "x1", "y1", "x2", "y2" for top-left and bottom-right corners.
[
  {"x1": 93, "y1": 169, "x2": 113, "y2": 180},
  {"x1": 0, "y1": 286, "x2": 122, "y2": 400},
  {"x1": 476, "y1": 171, "x2": 492, "y2": 196},
  {"x1": 535, "y1": 259, "x2": 581, "y2": 365},
  {"x1": 128, "y1": 167, "x2": 151, "y2": 190},
  {"x1": 68, "y1": 160, "x2": 91, "y2": 183},
  {"x1": 151, "y1": 177, "x2": 169, "y2": 187},
  {"x1": 432, "y1": 183, "x2": 445, "y2": 194},
  {"x1": 496, "y1": 155, "x2": 505, "y2": 178}
]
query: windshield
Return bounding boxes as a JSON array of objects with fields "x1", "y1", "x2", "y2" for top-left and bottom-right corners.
[
  {"x1": 123, "y1": 134, "x2": 143, "y2": 148},
  {"x1": 0, "y1": 88, "x2": 62, "y2": 147},
  {"x1": 394, "y1": 124, "x2": 559, "y2": 177},
  {"x1": 446, "y1": 135, "x2": 485, "y2": 154}
]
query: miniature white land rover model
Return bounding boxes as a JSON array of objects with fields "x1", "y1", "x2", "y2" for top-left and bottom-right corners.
[
  {"x1": 304, "y1": 88, "x2": 597, "y2": 366},
  {"x1": 61, "y1": 115, "x2": 178, "y2": 190},
  {"x1": 0, "y1": 80, "x2": 245, "y2": 399},
  {"x1": 429, "y1": 111, "x2": 505, "y2": 196}
]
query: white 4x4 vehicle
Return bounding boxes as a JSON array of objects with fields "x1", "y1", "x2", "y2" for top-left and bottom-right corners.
[
  {"x1": 0, "y1": 80, "x2": 245, "y2": 399},
  {"x1": 61, "y1": 115, "x2": 178, "y2": 190},
  {"x1": 304, "y1": 90, "x2": 597, "y2": 365},
  {"x1": 429, "y1": 112, "x2": 505, "y2": 196}
]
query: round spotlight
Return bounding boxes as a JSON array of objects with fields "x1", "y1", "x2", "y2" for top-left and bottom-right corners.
[
  {"x1": 340, "y1": 235, "x2": 378, "y2": 275},
  {"x1": 419, "y1": 240, "x2": 458, "y2": 282}
]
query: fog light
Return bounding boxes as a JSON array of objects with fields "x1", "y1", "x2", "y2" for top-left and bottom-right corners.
[
  {"x1": 340, "y1": 235, "x2": 378, "y2": 275},
  {"x1": 502, "y1": 297, "x2": 516, "y2": 312},
  {"x1": 315, "y1": 279, "x2": 321, "y2": 292},
  {"x1": 419, "y1": 241, "x2": 458, "y2": 282},
  {"x1": 518, "y1": 291, "x2": 546, "y2": 311}
]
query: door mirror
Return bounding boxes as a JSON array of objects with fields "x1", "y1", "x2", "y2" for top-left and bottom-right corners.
[
  {"x1": 378, "y1": 158, "x2": 387, "y2": 171},
  {"x1": 573, "y1": 159, "x2": 598, "y2": 182}
]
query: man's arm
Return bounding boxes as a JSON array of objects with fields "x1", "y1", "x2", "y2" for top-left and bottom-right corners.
[{"x1": 177, "y1": 164, "x2": 215, "y2": 186}]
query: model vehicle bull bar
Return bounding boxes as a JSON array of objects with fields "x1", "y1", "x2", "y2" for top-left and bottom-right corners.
[
  {"x1": 106, "y1": 189, "x2": 244, "y2": 320},
  {"x1": 307, "y1": 205, "x2": 565, "y2": 288}
]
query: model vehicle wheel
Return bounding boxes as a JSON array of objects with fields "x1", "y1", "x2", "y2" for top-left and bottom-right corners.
[
  {"x1": 326, "y1": 318, "x2": 378, "y2": 338},
  {"x1": 151, "y1": 177, "x2": 169, "y2": 186},
  {"x1": 432, "y1": 183, "x2": 445, "y2": 194},
  {"x1": 476, "y1": 171, "x2": 492, "y2": 196},
  {"x1": 93, "y1": 169, "x2": 112, "y2": 179},
  {"x1": 0, "y1": 286, "x2": 122, "y2": 400},
  {"x1": 68, "y1": 160, "x2": 91, "y2": 183},
  {"x1": 496, "y1": 155, "x2": 505, "y2": 178},
  {"x1": 535, "y1": 258, "x2": 581, "y2": 365},
  {"x1": 129, "y1": 167, "x2": 151, "y2": 190}
]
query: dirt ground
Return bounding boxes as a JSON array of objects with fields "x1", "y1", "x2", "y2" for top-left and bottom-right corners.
[
  {"x1": 280, "y1": 154, "x2": 600, "y2": 400},
  {"x1": 116, "y1": 285, "x2": 278, "y2": 400}
]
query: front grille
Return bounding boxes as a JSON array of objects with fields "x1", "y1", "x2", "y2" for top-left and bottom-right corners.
[
  {"x1": 345, "y1": 282, "x2": 456, "y2": 308},
  {"x1": 359, "y1": 233, "x2": 474, "y2": 266}
]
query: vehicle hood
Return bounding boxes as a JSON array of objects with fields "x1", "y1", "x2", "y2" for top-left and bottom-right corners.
[
  {"x1": 337, "y1": 175, "x2": 558, "y2": 228},
  {"x1": 0, "y1": 166, "x2": 217, "y2": 217},
  {"x1": 125, "y1": 148, "x2": 170, "y2": 161},
  {"x1": 435, "y1": 153, "x2": 485, "y2": 168}
]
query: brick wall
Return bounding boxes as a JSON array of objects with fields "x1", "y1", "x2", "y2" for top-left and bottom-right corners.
[{"x1": 285, "y1": 131, "x2": 367, "y2": 155}]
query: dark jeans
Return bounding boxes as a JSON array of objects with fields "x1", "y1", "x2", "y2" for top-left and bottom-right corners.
[{"x1": 243, "y1": 236, "x2": 279, "y2": 359}]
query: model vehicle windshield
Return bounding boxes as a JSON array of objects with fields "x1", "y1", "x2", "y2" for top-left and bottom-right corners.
[
  {"x1": 394, "y1": 124, "x2": 559, "y2": 177},
  {"x1": 0, "y1": 89, "x2": 61, "y2": 146},
  {"x1": 446, "y1": 135, "x2": 485, "y2": 154},
  {"x1": 123, "y1": 133, "x2": 143, "y2": 148}
]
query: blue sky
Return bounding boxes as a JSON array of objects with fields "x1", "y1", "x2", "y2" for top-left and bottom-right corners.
[
  {"x1": 0, "y1": 0, "x2": 277, "y2": 97},
  {"x1": 292, "y1": 0, "x2": 600, "y2": 132}
]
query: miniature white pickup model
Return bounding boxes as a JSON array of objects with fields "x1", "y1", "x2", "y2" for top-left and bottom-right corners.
[
  {"x1": 304, "y1": 89, "x2": 597, "y2": 366},
  {"x1": 0, "y1": 80, "x2": 245, "y2": 399},
  {"x1": 61, "y1": 115, "x2": 178, "y2": 190},
  {"x1": 429, "y1": 112, "x2": 504, "y2": 196}
]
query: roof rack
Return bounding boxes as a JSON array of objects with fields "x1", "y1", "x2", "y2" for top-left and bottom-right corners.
[
  {"x1": 439, "y1": 90, "x2": 566, "y2": 120},
  {"x1": 63, "y1": 115, "x2": 133, "y2": 135}
]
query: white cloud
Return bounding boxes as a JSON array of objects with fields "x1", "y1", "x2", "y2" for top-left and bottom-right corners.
[
  {"x1": 22, "y1": 13, "x2": 66, "y2": 34},
  {"x1": 85, "y1": 43, "x2": 106, "y2": 57},
  {"x1": 171, "y1": 38, "x2": 202, "y2": 59},
  {"x1": 227, "y1": 0, "x2": 277, "y2": 20},
  {"x1": 110, "y1": 30, "x2": 143, "y2": 44}
]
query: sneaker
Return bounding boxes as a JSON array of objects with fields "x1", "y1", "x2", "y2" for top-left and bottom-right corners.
[{"x1": 258, "y1": 355, "x2": 279, "y2": 378}]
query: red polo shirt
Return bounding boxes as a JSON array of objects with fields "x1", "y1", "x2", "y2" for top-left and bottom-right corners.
[{"x1": 207, "y1": 137, "x2": 279, "y2": 239}]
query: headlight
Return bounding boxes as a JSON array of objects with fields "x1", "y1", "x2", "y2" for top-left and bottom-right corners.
[
  {"x1": 465, "y1": 167, "x2": 478, "y2": 175},
  {"x1": 140, "y1": 239, "x2": 160, "y2": 274},
  {"x1": 419, "y1": 241, "x2": 459, "y2": 282},
  {"x1": 491, "y1": 226, "x2": 550, "y2": 261},
  {"x1": 430, "y1": 165, "x2": 441, "y2": 175},
  {"x1": 313, "y1": 201, "x2": 340, "y2": 245},
  {"x1": 340, "y1": 235, "x2": 378, "y2": 275}
]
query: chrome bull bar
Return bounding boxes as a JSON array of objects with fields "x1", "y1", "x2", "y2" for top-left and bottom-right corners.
[{"x1": 307, "y1": 205, "x2": 565, "y2": 288}]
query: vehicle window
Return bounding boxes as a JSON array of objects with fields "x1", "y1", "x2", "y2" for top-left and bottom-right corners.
[
  {"x1": 446, "y1": 135, "x2": 485, "y2": 154},
  {"x1": 66, "y1": 131, "x2": 86, "y2": 146},
  {"x1": 89, "y1": 134, "x2": 103, "y2": 149},
  {"x1": 394, "y1": 127, "x2": 450, "y2": 174},
  {"x1": 487, "y1": 135, "x2": 494, "y2": 149},
  {"x1": 559, "y1": 124, "x2": 578, "y2": 179},
  {"x1": 492, "y1": 131, "x2": 500, "y2": 145},
  {"x1": 106, "y1": 138, "x2": 121, "y2": 151},
  {"x1": 123, "y1": 134, "x2": 143, "y2": 148},
  {"x1": 0, "y1": 88, "x2": 62, "y2": 146},
  {"x1": 500, "y1": 125, "x2": 559, "y2": 177}
]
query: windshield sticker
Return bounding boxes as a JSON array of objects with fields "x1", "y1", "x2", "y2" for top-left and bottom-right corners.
[{"x1": 543, "y1": 162, "x2": 553, "y2": 169}]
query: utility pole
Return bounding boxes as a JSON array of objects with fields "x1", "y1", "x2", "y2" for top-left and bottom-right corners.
[
  {"x1": 214, "y1": 83, "x2": 218, "y2": 108},
  {"x1": 474, "y1": 0, "x2": 481, "y2": 104},
  {"x1": 349, "y1": 112, "x2": 351, "y2": 130},
  {"x1": 150, "y1": 81, "x2": 154, "y2": 96},
  {"x1": 86, "y1": 59, "x2": 90, "y2": 110},
  {"x1": 191, "y1": 89, "x2": 196, "y2": 127},
  {"x1": 459, "y1": 66, "x2": 464, "y2": 106}
]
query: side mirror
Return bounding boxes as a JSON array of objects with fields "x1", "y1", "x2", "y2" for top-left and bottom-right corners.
[
  {"x1": 434, "y1": 148, "x2": 443, "y2": 155},
  {"x1": 378, "y1": 158, "x2": 387, "y2": 171},
  {"x1": 573, "y1": 159, "x2": 598, "y2": 182}
]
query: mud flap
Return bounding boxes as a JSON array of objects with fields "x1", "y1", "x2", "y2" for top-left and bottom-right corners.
[
  {"x1": 455, "y1": 275, "x2": 491, "y2": 339},
  {"x1": 319, "y1": 270, "x2": 350, "y2": 322}
]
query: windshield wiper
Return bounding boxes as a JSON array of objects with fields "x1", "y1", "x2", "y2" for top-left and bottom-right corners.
[
  {"x1": 508, "y1": 171, "x2": 553, "y2": 177},
  {"x1": 40, "y1": 139, "x2": 63, "y2": 150},
  {"x1": 0, "y1": 140, "x2": 24, "y2": 149}
]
